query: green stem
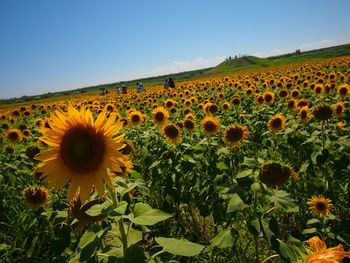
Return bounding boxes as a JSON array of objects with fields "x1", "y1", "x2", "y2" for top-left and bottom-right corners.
[
  {"x1": 147, "y1": 249, "x2": 165, "y2": 262},
  {"x1": 321, "y1": 121, "x2": 325, "y2": 149},
  {"x1": 253, "y1": 192, "x2": 259, "y2": 263},
  {"x1": 118, "y1": 218, "x2": 128, "y2": 256}
]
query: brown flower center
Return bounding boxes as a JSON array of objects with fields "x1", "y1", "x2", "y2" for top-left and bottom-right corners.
[{"x1": 60, "y1": 126, "x2": 106, "y2": 173}]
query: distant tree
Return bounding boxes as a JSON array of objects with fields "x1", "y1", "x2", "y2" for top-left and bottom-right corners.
[{"x1": 295, "y1": 49, "x2": 301, "y2": 54}]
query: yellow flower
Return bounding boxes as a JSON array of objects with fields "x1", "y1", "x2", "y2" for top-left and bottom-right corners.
[
  {"x1": 23, "y1": 186, "x2": 49, "y2": 210},
  {"x1": 268, "y1": 114, "x2": 286, "y2": 133},
  {"x1": 5, "y1": 128, "x2": 23, "y2": 144},
  {"x1": 201, "y1": 116, "x2": 221, "y2": 136},
  {"x1": 222, "y1": 125, "x2": 250, "y2": 148},
  {"x1": 152, "y1": 106, "x2": 169, "y2": 126},
  {"x1": 161, "y1": 123, "x2": 182, "y2": 144},
  {"x1": 35, "y1": 105, "x2": 125, "y2": 203},
  {"x1": 306, "y1": 236, "x2": 350, "y2": 262},
  {"x1": 307, "y1": 195, "x2": 334, "y2": 218}
]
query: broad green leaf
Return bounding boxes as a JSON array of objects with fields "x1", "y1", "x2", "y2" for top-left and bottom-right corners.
[
  {"x1": 155, "y1": 237, "x2": 204, "y2": 257},
  {"x1": 248, "y1": 219, "x2": 260, "y2": 236},
  {"x1": 127, "y1": 228, "x2": 142, "y2": 246},
  {"x1": 131, "y1": 203, "x2": 172, "y2": 226},
  {"x1": 208, "y1": 229, "x2": 234, "y2": 250},
  {"x1": 227, "y1": 193, "x2": 248, "y2": 213},
  {"x1": 78, "y1": 231, "x2": 98, "y2": 250},
  {"x1": 269, "y1": 190, "x2": 299, "y2": 212}
]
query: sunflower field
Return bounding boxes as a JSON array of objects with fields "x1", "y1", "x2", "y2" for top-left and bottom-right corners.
[{"x1": 1, "y1": 56, "x2": 350, "y2": 263}]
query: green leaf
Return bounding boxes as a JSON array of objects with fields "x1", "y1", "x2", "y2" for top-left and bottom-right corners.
[
  {"x1": 302, "y1": 228, "x2": 317, "y2": 235},
  {"x1": 208, "y1": 229, "x2": 234, "y2": 250},
  {"x1": 78, "y1": 230, "x2": 98, "y2": 250},
  {"x1": 306, "y1": 218, "x2": 320, "y2": 225},
  {"x1": 149, "y1": 160, "x2": 161, "y2": 170},
  {"x1": 127, "y1": 229, "x2": 142, "y2": 246},
  {"x1": 155, "y1": 237, "x2": 204, "y2": 257},
  {"x1": 216, "y1": 162, "x2": 228, "y2": 171},
  {"x1": 227, "y1": 193, "x2": 248, "y2": 213},
  {"x1": 131, "y1": 203, "x2": 172, "y2": 226},
  {"x1": 248, "y1": 219, "x2": 261, "y2": 236},
  {"x1": 269, "y1": 190, "x2": 299, "y2": 212}
]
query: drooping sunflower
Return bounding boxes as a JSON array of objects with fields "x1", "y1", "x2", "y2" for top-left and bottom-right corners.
[
  {"x1": 5, "y1": 128, "x2": 23, "y2": 144},
  {"x1": 259, "y1": 162, "x2": 291, "y2": 187},
  {"x1": 267, "y1": 114, "x2": 286, "y2": 133},
  {"x1": 313, "y1": 104, "x2": 333, "y2": 121},
  {"x1": 335, "y1": 101, "x2": 345, "y2": 118},
  {"x1": 299, "y1": 106, "x2": 311, "y2": 123},
  {"x1": 223, "y1": 125, "x2": 250, "y2": 148},
  {"x1": 23, "y1": 186, "x2": 49, "y2": 210},
  {"x1": 183, "y1": 119, "x2": 196, "y2": 131},
  {"x1": 152, "y1": 106, "x2": 169, "y2": 126},
  {"x1": 161, "y1": 123, "x2": 182, "y2": 144},
  {"x1": 307, "y1": 195, "x2": 334, "y2": 218},
  {"x1": 201, "y1": 116, "x2": 221, "y2": 136},
  {"x1": 35, "y1": 105, "x2": 125, "y2": 202}
]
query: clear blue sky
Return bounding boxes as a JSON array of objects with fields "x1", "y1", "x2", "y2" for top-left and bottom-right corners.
[{"x1": 1, "y1": 0, "x2": 350, "y2": 99}]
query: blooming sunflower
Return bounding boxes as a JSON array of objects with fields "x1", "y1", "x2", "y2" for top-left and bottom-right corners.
[
  {"x1": 223, "y1": 125, "x2": 250, "y2": 148},
  {"x1": 338, "y1": 84, "x2": 350, "y2": 98},
  {"x1": 263, "y1": 91, "x2": 275, "y2": 106},
  {"x1": 267, "y1": 114, "x2": 286, "y2": 133},
  {"x1": 335, "y1": 101, "x2": 345, "y2": 118},
  {"x1": 152, "y1": 106, "x2": 169, "y2": 126},
  {"x1": 306, "y1": 236, "x2": 350, "y2": 262},
  {"x1": 161, "y1": 123, "x2": 182, "y2": 144},
  {"x1": 201, "y1": 116, "x2": 221, "y2": 136},
  {"x1": 128, "y1": 110, "x2": 144, "y2": 126},
  {"x1": 307, "y1": 195, "x2": 334, "y2": 218},
  {"x1": 183, "y1": 119, "x2": 196, "y2": 131},
  {"x1": 5, "y1": 128, "x2": 23, "y2": 144},
  {"x1": 35, "y1": 105, "x2": 125, "y2": 202}
]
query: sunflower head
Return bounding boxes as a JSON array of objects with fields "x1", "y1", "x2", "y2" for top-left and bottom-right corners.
[
  {"x1": 223, "y1": 125, "x2": 250, "y2": 148},
  {"x1": 5, "y1": 128, "x2": 23, "y2": 144},
  {"x1": 128, "y1": 110, "x2": 145, "y2": 126},
  {"x1": 335, "y1": 101, "x2": 345, "y2": 118},
  {"x1": 307, "y1": 195, "x2": 334, "y2": 218},
  {"x1": 35, "y1": 105, "x2": 126, "y2": 203},
  {"x1": 152, "y1": 106, "x2": 169, "y2": 125},
  {"x1": 201, "y1": 116, "x2": 221, "y2": 136},
  {"x1": 268, "y1": 114, "x2": 286, "y2": 133},
  {"x1": 183, "y1": 119, "x2": 196, "y2": 131},
  {"x1": 23, "y1": 186, "x2": 49, "y2": 210},
  {"x1": 299, "y1": 106, "x2": 311, "y2": 123},
  {"x1": 259, "y1": 162, "x2": 292, "y2": 187},
  {"x1": 263, "y1": 91, "x2": 275, "y2": 105},
  {"x1": 161, "y1": 123, "x2": 182, "y2": 144},
  {"x1": 313, "y1": 104, "x2": 333, "y2": 121},
  {"x1": 338, "y1": 84, "x2": 350, "y2": 97}
]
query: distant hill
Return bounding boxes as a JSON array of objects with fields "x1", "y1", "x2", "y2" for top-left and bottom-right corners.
[{"x1": 1, "y1": 43, "x2": 350, "y2": 105}]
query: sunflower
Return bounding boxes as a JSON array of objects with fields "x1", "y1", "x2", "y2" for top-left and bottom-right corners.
[
  {"x1": 278, "y1": 89, "x2": 289, "y2": 99},
  {"x1": 307, "y1": 195, "x2": 334, "y2": 218},
  {"x1": 152, "y1": 106, "x2": 169, "y2": 125},
  {"x1": 267, "y1": 114, "x2": 286, "y2": 133},
  {"x1": 313, "y1": 84, "x2": 324, "y2": 95},
  {"x1": 201, "y1": 116, "x2": 221, "y2": 136},
  {"x1": 259, "y1": 162, "x2": 291, "y2": 187},
  {"x1": 128, "y1": 110, "x2": 144, "y2": 126},
  {"x1": 110, "y1": 156, "x2": 133, "y2": 178},
  {"x1": 338, "y1": 84, "x2": 350, "y2": 97},
  {"x1": 23, "y1": 186, "x2": 49, "y2": 210},
  {"x1": 335, "y1": 101, "x2": 345, "y2": 118},
  {"x1": 161, "y1": 123, "x2": 182, "y2": 144},
  {"x1": 287, "y1": 99, "x2": 296, "y2": 111},
  {"x1": 223, "y1": 125, "x2": 249, "y2": 148},
  {"x1": 299, "y1": 106, "x2": 311, "y2": 123},
  {"x1": 5, "y1": 128, "x2": 23, "y2": 143},
  {"x1": 222, "y1": 101, "x2": 230, "y2": 110},
  {"x1": 313, "y1": 104, "x2": 333, "y2": 121},
  {"x1": 306, "y1": 236, "x2": 350, "y2": 263},
  {"x1": 183, "y1": 119, "x2": 196, "y2": 131},
  {"x1": 35, "y1": 105, "x2": 125, "y2": 203},
  {"x1": 263, "y1": 91, "x2": 275, "y2": 106}
]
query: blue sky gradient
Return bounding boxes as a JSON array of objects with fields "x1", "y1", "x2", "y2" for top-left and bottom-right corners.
[{"x1": 1, "y1": 0, "x2": 350, "y2": 98}]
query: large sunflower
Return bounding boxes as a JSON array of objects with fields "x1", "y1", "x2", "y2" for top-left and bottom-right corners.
[
  {"x1": 35, "y1": 105, "x2": 125, "y2": 203},
  {"x1": 267, "y1": 114, "x2": 286, "y2": 133}
]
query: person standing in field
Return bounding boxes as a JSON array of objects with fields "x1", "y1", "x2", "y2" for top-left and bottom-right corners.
[
  {"x1": 122, "y1": 85, "x2": 128, "y2": 94},
  {"x1": 164, "y1": 78, "x2": 169, "y2": 90},
  {"x1": 168, "y1": 77, "x2": 175, "y2": 89}
]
